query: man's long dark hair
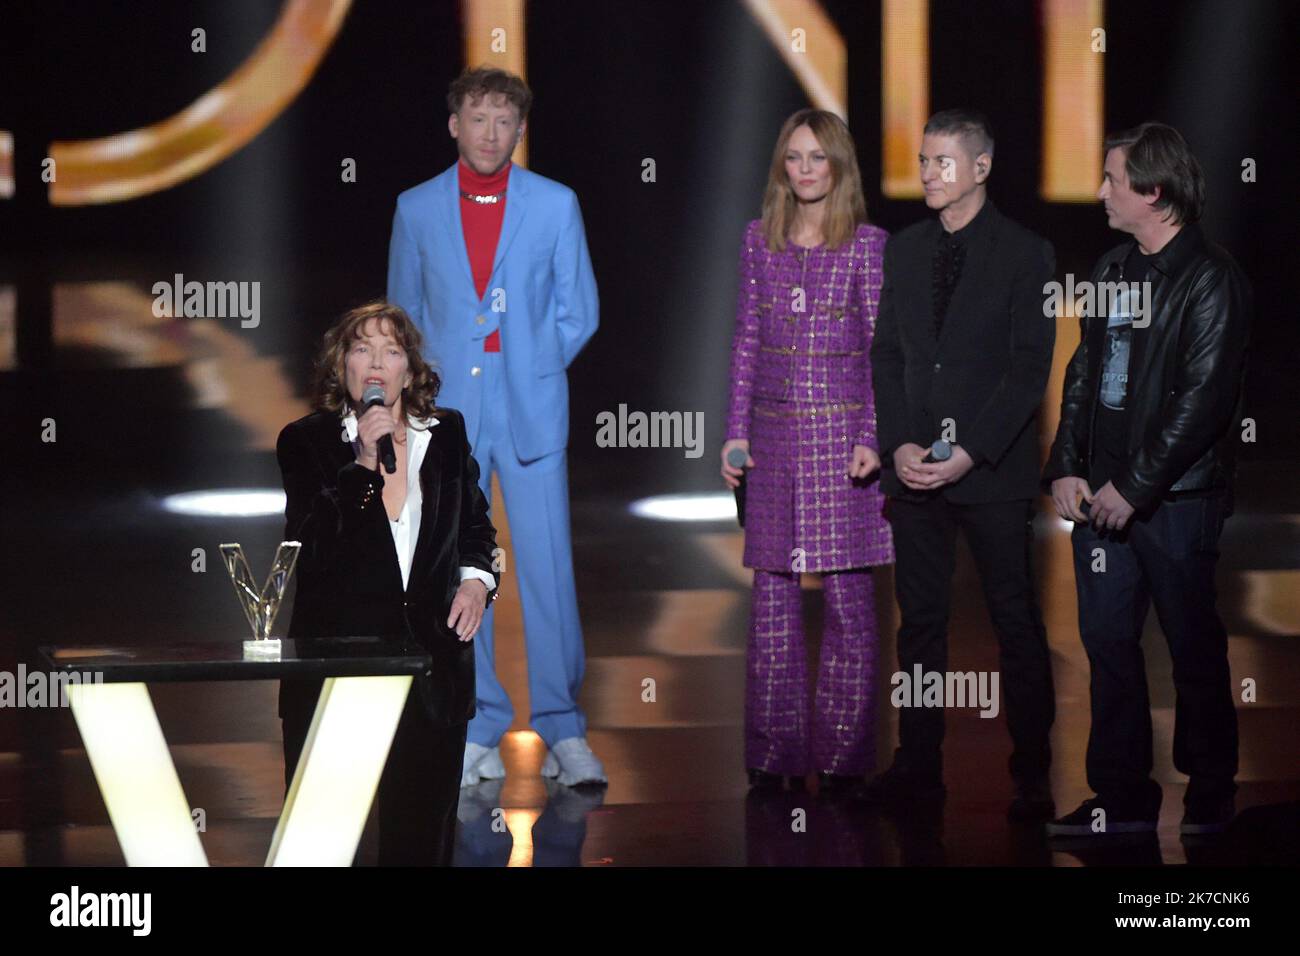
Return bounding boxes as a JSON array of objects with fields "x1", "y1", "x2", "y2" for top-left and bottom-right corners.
[{"x1": 1104, "y1": 122, "x2": 1206, "y2": 225}]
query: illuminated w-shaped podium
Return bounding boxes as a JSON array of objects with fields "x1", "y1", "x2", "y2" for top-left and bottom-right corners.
[{"x1": 38, "y1": 636, "x2": 428, "y2": 866}]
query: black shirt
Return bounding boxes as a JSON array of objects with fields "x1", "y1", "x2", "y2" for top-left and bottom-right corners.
[
  {"x1": 931, "y1": 199, "x2": 992, "y2": 335},
  {"x1": 1089, "y1": 243, "x2": 1155, "y2": 489}
]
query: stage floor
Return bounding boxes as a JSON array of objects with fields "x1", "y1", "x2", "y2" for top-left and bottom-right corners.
[{"x1": 2, "y1": 442, "x2": 1297, "y2": 866}]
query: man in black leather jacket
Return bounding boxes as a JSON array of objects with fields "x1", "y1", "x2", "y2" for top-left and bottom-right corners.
[{"x1": 1042, "y1": 123, "x2": 1251, "y2": 841}]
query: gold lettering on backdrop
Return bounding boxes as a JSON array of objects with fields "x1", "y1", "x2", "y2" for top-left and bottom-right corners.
[
  {"x1": 0, "y1": 1, "x2": 1100, "y2": 206},
  {"x1": 45, "y1": 1, "x2": 352, "y2": 206}
]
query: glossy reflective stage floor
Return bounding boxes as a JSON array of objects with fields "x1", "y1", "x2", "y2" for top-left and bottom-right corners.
[
  {"x1": 6, "y1": 485, "x2": 1298, "y2": 866},
  {"x1": 1, "y1": 296, "x2": 1297, "y2": 866}
]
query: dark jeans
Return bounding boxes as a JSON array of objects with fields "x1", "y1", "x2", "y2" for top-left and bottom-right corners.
[
  {"x1": 1071, "y1": 492, "x2": 1238, "y2": 813},
  {"x1": 888, "y1": 496, "x2": 1055, "y2": 784},
  {"x1": 282, "y1": 681, "x2": 466, "y2": 866}
]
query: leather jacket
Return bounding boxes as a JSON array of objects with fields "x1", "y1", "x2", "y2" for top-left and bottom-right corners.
[{"x1": 1043, "y1": 222, "x2": 1252, "y2": 512}]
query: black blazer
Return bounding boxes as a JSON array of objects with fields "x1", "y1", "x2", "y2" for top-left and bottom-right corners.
[
  {"x1": 275, "y1": 407, "x2": 499, "y2": 728},
  {"x1": 870, "y1": 201, "x2": 1056, "y2": 502}
]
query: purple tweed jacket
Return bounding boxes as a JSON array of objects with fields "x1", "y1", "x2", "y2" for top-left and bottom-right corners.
[
  {"x1": 725, "y1": 218, "x2": 893, "y2": 571},
  {"x1": 726, "y1": 219, "x2": 888, "y2": 447}
]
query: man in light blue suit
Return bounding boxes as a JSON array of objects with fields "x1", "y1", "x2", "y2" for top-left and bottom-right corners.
[{"x1": 387, "y1": 66, "x2": 605, "y2": 787}]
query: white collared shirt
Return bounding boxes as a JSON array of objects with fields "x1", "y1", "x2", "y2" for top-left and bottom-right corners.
[{"x1": 341, "y1": 411, "x2": 495, "y2": 594}]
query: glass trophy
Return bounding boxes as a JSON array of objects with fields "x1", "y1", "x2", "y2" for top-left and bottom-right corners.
[{"x1": 220, "y1": 541, "x2": 301, "y2": 661}]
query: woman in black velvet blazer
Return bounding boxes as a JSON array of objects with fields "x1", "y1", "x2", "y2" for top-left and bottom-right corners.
[{"x1": 277, "y1": 301, "x2": 499, "y2": 866}]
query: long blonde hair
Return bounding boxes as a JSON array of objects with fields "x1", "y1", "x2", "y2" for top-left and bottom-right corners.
[{"x1": 760, "y1": 109, "x2": 867, "y2": 252}]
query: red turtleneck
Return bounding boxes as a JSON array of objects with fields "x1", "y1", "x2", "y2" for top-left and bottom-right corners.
[{"x1": 458, "y1": 158, "x2": 511, "y2": 352}]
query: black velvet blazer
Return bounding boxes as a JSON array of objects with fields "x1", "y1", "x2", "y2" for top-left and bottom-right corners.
[{"x1": 275, "y1": 406, "x2": 498, "y2": 727}]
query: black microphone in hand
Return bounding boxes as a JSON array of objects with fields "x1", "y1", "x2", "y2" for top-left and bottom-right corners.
[
  {"x1": 921, "y1": 438, "x2": 952, "y2": 464},
  {"x1": 361, "y1": 384, "x2": 397, "y2": 474},
  {"x1": 727, "y1": 446, "x2": 750, "y2": 527}
]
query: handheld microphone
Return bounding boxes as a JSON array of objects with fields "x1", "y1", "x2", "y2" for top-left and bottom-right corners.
[
  {"x1": 921, "y1": 439, "x2": 952, "y2": 464},
  {"x1": 361, "y1": 384, "x2": 397, "y2": 474},
  {"x1": 727, "y1": 446, "x2": 750, "y2": 527}
]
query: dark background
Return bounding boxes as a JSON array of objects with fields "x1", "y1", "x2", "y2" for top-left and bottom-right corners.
[
  {"x1": 1, "y1": 0, "x2": 1295, "y2": 500},
  {"x1": 0, "y1": 0, "x2": 1296, "y2": 864}
]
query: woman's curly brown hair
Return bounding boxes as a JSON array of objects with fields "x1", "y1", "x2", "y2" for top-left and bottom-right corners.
[{"x1": 311, "y1": 301, "x2": 441, "y2": 421}]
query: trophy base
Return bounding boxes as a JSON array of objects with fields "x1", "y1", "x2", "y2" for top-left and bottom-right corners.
[{"x1": 242, "y1": 638, "x2": 283, "y2": 662}]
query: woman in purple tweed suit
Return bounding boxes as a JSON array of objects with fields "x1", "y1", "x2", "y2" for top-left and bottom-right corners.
[{"x1": 721, "y1": 109, "x2": 894, "y2": 792}]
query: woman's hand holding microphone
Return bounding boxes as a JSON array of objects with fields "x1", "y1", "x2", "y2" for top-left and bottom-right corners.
[
  {"x1": 355, "y1": 404, "x2": 398, "y2": 471},
  {"x1": 720, "y1": 438, "x2": 753, "y2": 488}
]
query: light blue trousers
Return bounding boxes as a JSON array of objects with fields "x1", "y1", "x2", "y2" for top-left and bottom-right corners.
[{"x1": 466, "y1": 351, "x2": 588, "y2": 748}]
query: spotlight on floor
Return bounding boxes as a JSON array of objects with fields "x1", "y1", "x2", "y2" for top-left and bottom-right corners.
[
  {"x1": 161, "y1": 489, "x2": 286, "y2": 517},
  {"x1": 629, "y1": 492, "x2": 737, "y2": 522}
]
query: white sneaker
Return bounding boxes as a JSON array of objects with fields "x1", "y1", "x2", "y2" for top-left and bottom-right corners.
[
  {"x1": 540, "y1": 737, "x2": 608, "y2": 786},
  {"x1": 461, "y1": 742, "x2": 491, "y2": 788},
  {"x1": 476, "y1": 746, "x2": 507, "y2": 780}
]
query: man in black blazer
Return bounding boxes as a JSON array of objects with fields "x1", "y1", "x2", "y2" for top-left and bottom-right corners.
[
  {"x1": 864, "y1": 110, "x2": 1057, "y2": 821},
  {"x1": 277, "y1": 302, "x2": 500, "y2": 866}
]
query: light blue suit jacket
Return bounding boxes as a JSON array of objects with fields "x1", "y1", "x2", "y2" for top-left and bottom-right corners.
[{"x1": 387, "y1": 162, "x2": 599, "y2": 461}]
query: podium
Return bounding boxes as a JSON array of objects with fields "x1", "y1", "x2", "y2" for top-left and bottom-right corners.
[{"x1": 38, "y1": 637, "x2": 431, "y2": 867}]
